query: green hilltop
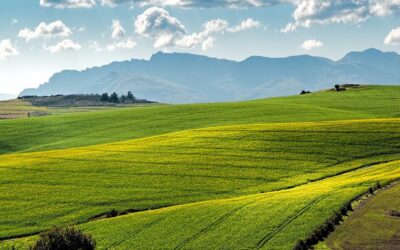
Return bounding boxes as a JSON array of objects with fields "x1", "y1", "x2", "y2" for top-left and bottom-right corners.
[{"x1": 1, "y1": 85, "x2": 399, "y2": 154}]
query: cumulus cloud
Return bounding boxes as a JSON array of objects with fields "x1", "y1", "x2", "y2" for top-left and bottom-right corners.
[
  {"x1": 201, "y1": 37, "x2": 214, "y2": 51},
  {"x1": 301, "y1": 39, "x2": 323, "y2": 50},
  {"x1": 134, "y1": 7, "x2": 187, "y2": 48},
  {"x1": 384, "y1": 27, "x2": 400, "y2": 45},
  {"x1": 282, "y1": 0, "x2": 400, "y2": 32},
  {"x1": 135, "y1": 7, "x2": 186, "y2": 38},
  {"x1": 370, "y1": 0, "x2": 400, "y2": 16},
  {"x1": 0, "y1": 39, "x2": 19, "y2": 60},
  {"x1": 134, "y1": 7, "x2": 262, "y2": 49},
  {"x1": 282, "y1": 0, "x2": 370, "y2": 32},
  {"x1": 18, "y1": 20, "x2": 72, "y2": 41},
  {"x1": 107, "y1": 37, "x2": 136, "y2": 51},
  {"x1": 111, "y1": 19, "x2": 125, "y2": 39},
  {"x1": 227, "y1": 18, "x2": 261, "y2": 33},
  {"x1": 40, "y1": 0, "x2": 96, "y2": 8},
  {"x1": 45, "y1": 39, "x2": 81, "y2": 53}
]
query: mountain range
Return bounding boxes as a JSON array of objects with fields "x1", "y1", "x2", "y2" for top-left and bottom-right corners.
[{"x1": 21, "y1": 48, "x2": 400, "y2": 103}]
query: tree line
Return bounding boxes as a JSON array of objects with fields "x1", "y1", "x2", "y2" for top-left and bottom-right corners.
[{"x1": 100, "y1": 91, "x2": 154, "y2": 104}]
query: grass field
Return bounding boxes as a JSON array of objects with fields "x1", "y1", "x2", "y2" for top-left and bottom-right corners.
[
  {"x1": 319, "y1": 183, "x2": 400, "y2": 250},
  {"x1": 1, "y1": 85, "x2": 400, "y2": 154},
  {"x1": 1, "y1": 85, "x2": 400, "y2": 249},
  {"x1": 1, "y1": 158, "x2": 399, "y2": 249},
  {"x1": 0, "y1": 98, "x2": 158, "y2": 121},
  {"x1": 0, "y1": 99, "x2": 49, "y2": 119}
]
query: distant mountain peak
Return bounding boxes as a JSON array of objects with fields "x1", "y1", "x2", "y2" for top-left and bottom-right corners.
[
  {"x1": 338, "y1": 48, "x2": 400, "y2": 64},
  {"x1": 363, "y1": 48, "x2": 384, "y2": 54}
]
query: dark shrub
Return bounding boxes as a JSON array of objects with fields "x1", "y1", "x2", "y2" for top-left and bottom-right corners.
[
  {"x1": 345, "y1": 202, "x2": 353, "y2": 211},
  {"x1": 368, "y1": 187, "x2": 374, "y2": 194},
  {"x1": 389, "y1": 210, "x2": 400, "y2": 217},
  {"x1": 32, "y1": 227, "x2": 95, "y2": 250},
  {"x1": 334, "y1": 84, "x2": 346, "y2": 91},
  {"x1": 106, "y1": 209, "x2": 118, "y2": 218},
  {"x1": 293, "y1": 239, "x2": 308, "y2": 250},
  {"x1": 300, "y1": 90, "x2": 311, "y2": 95},
  {"x1": 340, "y1": 206, "x2": 348, "y2": 216}
]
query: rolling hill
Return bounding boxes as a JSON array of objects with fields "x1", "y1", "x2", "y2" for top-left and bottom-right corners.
[
  {"x1": 2, "y1": 85, "x2": 400, "y2": 154},
  {"x1": 20, "y1": 49, "x2": 400, "y2": 103},
  {"x1": 1, "y1": 85, "x2": 400, "y2": 249}
]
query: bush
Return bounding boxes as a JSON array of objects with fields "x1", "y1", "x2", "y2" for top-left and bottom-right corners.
[
  {"x1": 106, "y1": 209, "x2": 118, "y2": 218},
  {"x1": 293, "y1": 239, "x2": 308, "y2": 250},
  {"x1": 300, "y1": 90, "x2": 311, "y2": 95},
  {"x1": 31, "y1": 227, "x2": 96, "y2": 250}
]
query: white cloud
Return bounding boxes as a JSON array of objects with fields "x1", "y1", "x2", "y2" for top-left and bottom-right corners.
[
  {"x1": 135, "y1": 7, "x2": 186, "y2": 38},
  {"x1": 18, "y1": 20, "x2": 72, "y2": 41},
  {"x1": 76, "y1": 26, "x2": 86, "y2": 32},
  {"x1": 173, "y1": 19, "x2": 230, "y2": 48},
  {"x1": 282, "y1": 0, "x2": 370, "y2": 32},
  {"x1": 45, "y1": 39, "x2": 81, "y2": 53},
  {"x1": 202, "y1": 19, "x2": 230, "y2": 35},
  {"x1": 384, "y1": 27, "x2": 400, "y2": 45},
  {"x1": 370, "y1": 0, "x2": 400, "y2": 16},
  {"x1": 282, "y1": 0, "x2": 400, "y2": 32},
  {"x1": 89, "y1": 41, "x2": 104, "y2": 52},
  {"x1": 0, "y1": 39, "x2": 19, "y2": 60},
  {"x1": 107, "y1": 37, "x2": 136, "y2": 51},
  {"x1": 135, "y1": 7, "x2": 262, "y2": 50},
  {"x1": 201, "y1": 37, "x2": 214, "y2": 50},
  {"x1": 134, "y1": 7, "x2": 187, "y2": 48},
  {"x1": 301, "y1": 39, "x2": 323, "y2": 50},
  {"x1": 40, "y1": 0, "x2": 96, "y2": 8},
  {"x1": 227, "y1": 18, "x2": 261, "y2": 33},
  {"x1": 111, "y1": 19, "x2": 126, "y2": 39}
]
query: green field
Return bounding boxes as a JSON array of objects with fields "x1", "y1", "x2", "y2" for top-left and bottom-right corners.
[
  {"x1": 319, "y1": 182, "x2": 400, "y2": 250},
  {"x1": 1, "y1": 85, "x2": 400, "y2": 249},
  {"x1": 1, "y1": 85, "x2": 399, "y2": 154}
]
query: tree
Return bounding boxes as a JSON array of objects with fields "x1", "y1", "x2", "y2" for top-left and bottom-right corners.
[
  {"x1": 100, "y1": 93, "x2": 109, "y2": 102},
  {"x1": 109, "y1": 92, "x2": 120, "y2": 103},
  {"x1": 127, "y1": 91, "x2": 135, "y2": 101},
  {"x1": 120, "y1": 95, "x2": 127, "y2": 103},
  {"x1": 32, "y1": 227, "x2": 96, "y2": 250}
]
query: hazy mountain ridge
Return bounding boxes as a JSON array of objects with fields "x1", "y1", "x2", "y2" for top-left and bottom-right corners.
[{"x1": 21, "y1": 48, "x2": 400, "y2": 103}]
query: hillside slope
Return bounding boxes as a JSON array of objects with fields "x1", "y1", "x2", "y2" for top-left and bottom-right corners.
[
  {"x1": 20, "y1": 49, "x2": 400, "y2": 103},
  {"x1": 2, "y1": 85, "x2": 400, "y2": 154},
  {"x1": 0, "y1": 119, "x2": 400, "y2": 249}
]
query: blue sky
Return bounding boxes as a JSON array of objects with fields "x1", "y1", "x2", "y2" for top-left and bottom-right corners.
[{"x1": 1, "y1": 0, "x2": 400, "y2": 95}]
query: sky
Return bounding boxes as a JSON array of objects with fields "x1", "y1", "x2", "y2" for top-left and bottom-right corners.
[{"x1": 1, "y1": 0, "x2": 400, "y2": 95}]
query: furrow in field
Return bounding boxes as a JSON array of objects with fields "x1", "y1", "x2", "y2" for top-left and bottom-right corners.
[{"x1": 256, "y1": 197, "x2": 324, "y2": 249}]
